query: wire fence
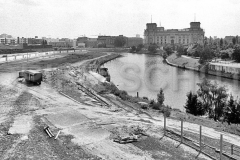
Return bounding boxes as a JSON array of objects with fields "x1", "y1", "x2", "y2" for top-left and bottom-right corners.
[{"x1": 163, "y1": 115, "x2": 240, "y2": 160}]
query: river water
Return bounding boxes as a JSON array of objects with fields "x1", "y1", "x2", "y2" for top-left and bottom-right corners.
[{"x1": 103, "y1": 53, "x2": 240, "y2": 111}]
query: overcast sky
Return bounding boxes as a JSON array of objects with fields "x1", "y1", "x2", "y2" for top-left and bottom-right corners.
[{"x1": 1, "y1": 0, "x2": 240, "y2": 39}]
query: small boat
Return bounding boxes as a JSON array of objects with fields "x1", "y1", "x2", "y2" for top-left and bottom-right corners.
[{"x1": 97, "y1": 67, "x2": 110, "y2": 82}]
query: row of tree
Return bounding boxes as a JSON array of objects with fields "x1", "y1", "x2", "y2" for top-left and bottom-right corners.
[
  {"x1": 185, "y1": 79, "x2": 240, "y2": 124},
  {"x1": 177, "y1": 42, "x2": 240, "y2": 64},
  {"x1": 130, "y1": 44, "x2": 144, "y2": 53}
]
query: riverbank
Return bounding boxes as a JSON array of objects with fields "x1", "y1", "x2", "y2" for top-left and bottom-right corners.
[
  {"x1": 130, "y1": 49, "x2": 165, "y2": 56},
  {"x1": 166, "y1": 53, "x2": 240, "y2": 81}
]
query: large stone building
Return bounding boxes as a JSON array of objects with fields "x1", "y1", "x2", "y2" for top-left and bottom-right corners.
[{"x1": 144, "y1": 22, "x2": 205, "y2": 46}]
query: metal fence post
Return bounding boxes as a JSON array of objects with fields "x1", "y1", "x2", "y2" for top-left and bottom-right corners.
[
  {"x1": 181, "y1": 120, "x2": 183, "y2": 143},
  {"x1": 231, "y1": 144, "x2": 233, "y2": 155},
  {"x1": 164, "y1": 114, "x2": 166, "y2": 136},
  {"x1": 220, "y1": 134, "x2": 223, "y2": 160},
  {"x1": 200, "y1": 126, "x2": 202, "y2": 153}
]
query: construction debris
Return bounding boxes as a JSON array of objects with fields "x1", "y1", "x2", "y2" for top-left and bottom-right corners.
[
  {"x1": 111, "y1": 125, "x2": 149, "y2": 144},
  {"x1": 54, "y1": 130, "x2": 61, "y2": 140},
  {"x1": 44, "y1": 126, "x2": 54, "y2": 138}
]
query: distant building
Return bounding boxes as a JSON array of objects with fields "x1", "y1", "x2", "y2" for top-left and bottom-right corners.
[
  {"x1": 86, "y1": 38, "x2": 97, "y2": 48},
  {"x1": 144, "y1": 22, "x2": 205, "y2": 46},
  {"x1": 17, "y1": 37, "x2": 28, "y2": 44},
  {"x1": 97, "y1": 36, "x2": 110, "y2": 47},
  {"x1": 224, "y1": 36, "x2": 235, "y2": 44},
  {"x1": 77, "y1": 43, "x2": 85, "y2": 48},
  {"x1": 28, "y1": 38, "x2": 44, "y2": 44},
  {"x1": 0, "y1": 34, "x2": 16, "y2": 44},
  {"x1": 49, "y1": 41, "x2": 74, "y2": 48},
  {"x1": 126, "y1": 37, "x2": 143, "y2": 47},
  {"x1": 43, "y1": 38, "x2": 59, "y2": 44}
]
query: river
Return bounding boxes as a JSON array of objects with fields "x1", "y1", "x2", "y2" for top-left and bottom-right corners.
[{"x1": 103, "y1": 53, "x2": 240, "y2": 111}]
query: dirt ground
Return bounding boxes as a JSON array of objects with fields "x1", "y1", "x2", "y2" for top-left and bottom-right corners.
[{"x1": 0, "y1": 50, "x2": 238, "y2": 160}]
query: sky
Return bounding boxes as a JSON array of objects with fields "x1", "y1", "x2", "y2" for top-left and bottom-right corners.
[{"x1": 0, "y1": 0, "x2": 240, "y2": 39}]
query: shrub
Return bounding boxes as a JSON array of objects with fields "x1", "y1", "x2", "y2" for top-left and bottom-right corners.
[
  {"x1": 118, "y1": 90, "x2": 129, "y2": 100},
  {"x1": 184, "y1": 91, "x2": 204, "y2": 116},
  {"x1": 159, "y1": 105, "x2": 171, "y2": 117},
  {"x1": 143, "y1": 96, "x2": 148, "y2": 100},
  {"x1": 149, "y1": 99, "x2": 155, "y2": 105},
  {"x1": 150, "y1": 102, "x2": 160, "y2": 110},
  {"x1": 157, "y1": 88, "x2": 164, "y2": 106},
  {"x1": 163, "y1": 108, "x2": 171, "y2": 117},
  {"x1": 148, "y1": 44, "x2": 157, "y2": 53}
]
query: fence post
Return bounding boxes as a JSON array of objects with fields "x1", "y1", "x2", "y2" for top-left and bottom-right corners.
[
  {"x1": 220, "y1": 134, "x2": 223, "y2": 160},
  {"x1": 137, "y1": 92, "x2": 139, "y2": 98},
  {"x1": 200, "y1": 126, "x2": 202, "y2": 153},
  {"x1": 164, "y1": 114, "x2": 166, "y2": 136},
  {"x1": 231, "y1": 144, "x2": 233, "y2": 155},
  {"x1": 181, "y1": 120, "x2": 183, "y2": 143}
]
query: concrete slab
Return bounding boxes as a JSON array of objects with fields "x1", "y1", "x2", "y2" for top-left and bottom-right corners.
[
  {"x1": 66, "y1": 124, "x2": 110, "y2": 145},
  {"x1": 8, "y1": 115, "x2": 32, "y2": 135},
  {"x1": 46, "y1": 110, "x2": 89, "y2": 128}
]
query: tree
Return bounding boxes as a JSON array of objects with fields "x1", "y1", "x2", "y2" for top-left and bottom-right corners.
[
  {"x1": 136, "y1": 44, "x2": 144, "y2": 52},
  {"x1": 225, "y1": 40, "x2": 228, "y2": 46},
  {"x1": 157, "y1": 88, "x2": 164, "y2": 106},
  {"x1": 114, "y1": 36, "x2": 126, "y2": 47},
  {"x1": 164, "y1": 46, "x2": 173, "y2": 56},
  {"x1": 232, "y1": 45, "x2": 240, "y2": 62},
  {"x1": 209, "y1": 36, "x2": 213, "y2": 45},
  {"x1": 148, "y1": 43, "x2": 157, "y2": 53},
  {"x1": 199, "y1": 45, "x2": 213, "y2": 64},
  {"x1": 225, "y1": 95, "x2": 236, "y2": 124},
  {"x1": 130, "y1": 46, "x2": 136, "y2": 53},
  {"x1": 184, "y1": 91, "x2": 204, "y2": 116},
  {"x1": 220, "y1": 51, "x2": 229, "y2": 59},
  {"x1": 197, "y1": 79, "x2": 228, "y2": 121},
  {"x1": 177, "y1": 45, "x2": 184, "y2": 57},
  {"x1": 220, "y1": 38, "x2": 223, "y2": 47},
  {"x1": 232, "y1": 37, "x2": 236, "y2": 45}
]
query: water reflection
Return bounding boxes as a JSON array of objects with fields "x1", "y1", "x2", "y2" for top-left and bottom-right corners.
[{"x1": 103, "y1": 53, "x2": 240, "y2": 111}]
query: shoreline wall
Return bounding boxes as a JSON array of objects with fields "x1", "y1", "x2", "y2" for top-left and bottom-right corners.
[{"x1": 165, "y1": 57, "x2": 240, "y2": 81}]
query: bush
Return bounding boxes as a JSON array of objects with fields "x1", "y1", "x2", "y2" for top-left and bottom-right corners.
[
  {"x1": 163, "y1": 107, "x2": 171, "y2": 117},
  {"x1": 119, "y1": 90, "x2": 128, "y2": 100},
  {"x1": 159, "y1": 105, "x2": 171, "y2": 117},
  {"x1": 184, "y1": 91, "x2": 204, "y2": 116},
  {"x1": 148, "y1": 44, "x2": 157, "y2": 53},
  {"x1": 130, "y1": 46, "x2": 136, "y2": 53},
  {"x1": 150, "y1": 102, "x2": 161, "y2": 110},
  {"x1": 143, "y1": 96, "x2": 148, "y2": 100}
]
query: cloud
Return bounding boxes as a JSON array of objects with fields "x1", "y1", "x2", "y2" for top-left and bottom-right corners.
[
  {"x1": 229, "y1": 0, "x2": 240, "y2": 4},
  {"x1": 14, "y1": 0, "x2": 39, "y2": 6}
]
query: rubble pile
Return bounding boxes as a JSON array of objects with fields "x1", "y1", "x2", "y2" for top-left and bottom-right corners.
[{"x1": 110, "y1": 125, "x2": 148, "y2": 144}]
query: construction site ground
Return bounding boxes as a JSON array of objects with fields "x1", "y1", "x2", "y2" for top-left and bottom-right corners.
[{"x1": 0, "y1": 50, "x2": 239, "y2": 160}]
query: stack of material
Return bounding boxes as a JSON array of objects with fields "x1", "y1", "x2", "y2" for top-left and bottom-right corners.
[
  {"x1": 113, "y1": 134, "x2": 138, "y2": 144},
  {"x1": 111, "y1": 125, "x2": 148, "y2": 144}
]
